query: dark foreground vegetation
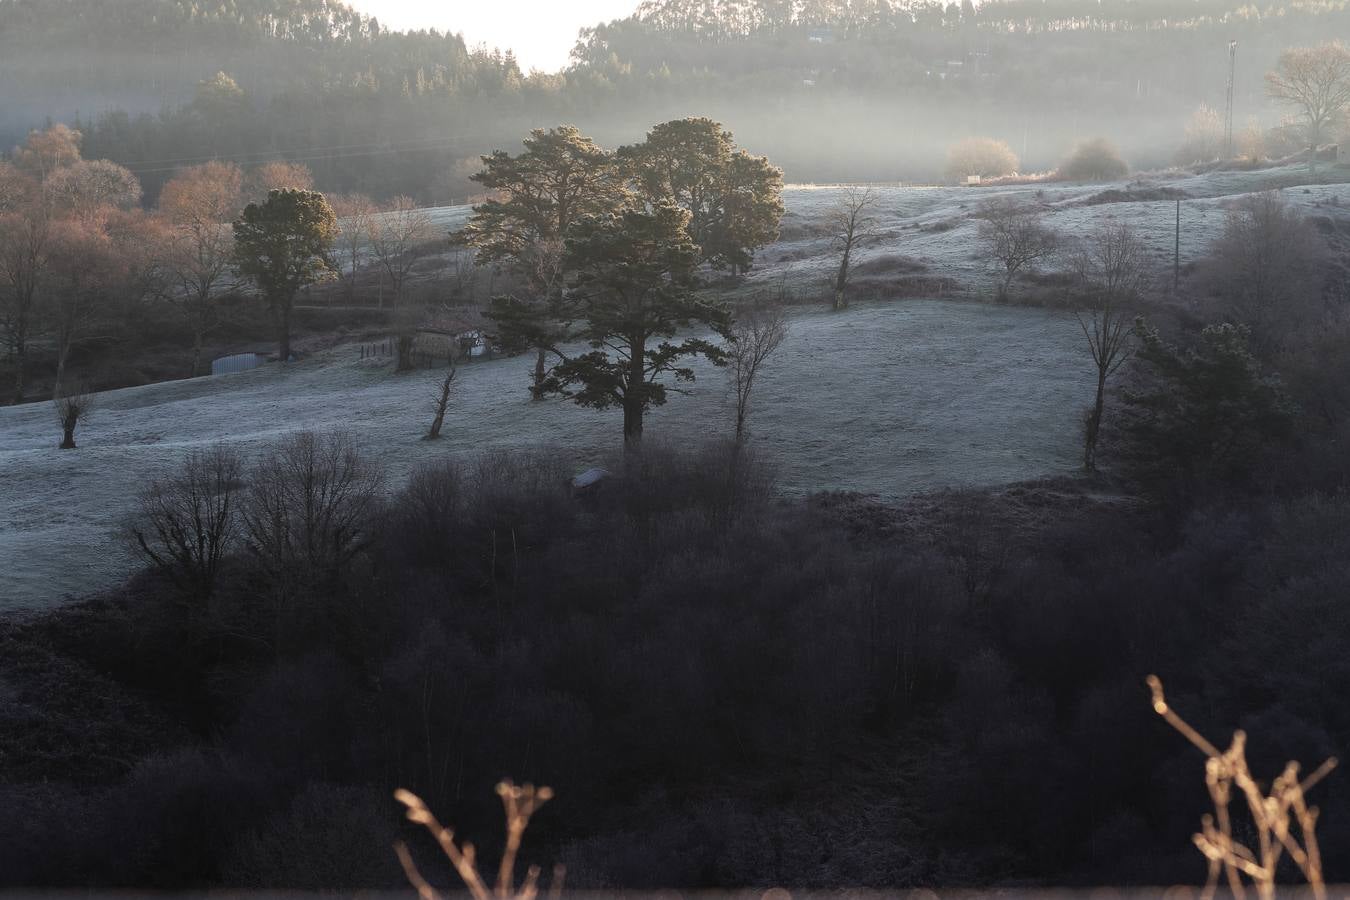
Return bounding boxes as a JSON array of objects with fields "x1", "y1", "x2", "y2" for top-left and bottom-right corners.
[
  {"x1": 2, "y1": 118, "x2": 1349, "y2": 890},
  {"x1": 4, "y1": 3, "x2": 1350, "y2": 893},
  {"x1": 2, "y1": 332, "x2": 1349, "y2": 888}
]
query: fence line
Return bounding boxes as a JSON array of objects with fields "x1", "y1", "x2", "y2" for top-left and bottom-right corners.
[
  {"x1": 358, "y1": 335, "x2": 488, "y2": 368},
  {"x1": 785, "y1": 181, "x2": 917, "y2": 189}
]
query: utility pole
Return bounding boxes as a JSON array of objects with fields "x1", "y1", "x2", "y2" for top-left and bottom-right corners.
[{"x1": 1224, "y1": 40, "x2": 1238, "y2": 159}]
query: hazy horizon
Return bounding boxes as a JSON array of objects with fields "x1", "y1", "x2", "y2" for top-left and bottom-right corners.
[{"x1": 345, "y1": 0, "x2": 641, "y2": 71}]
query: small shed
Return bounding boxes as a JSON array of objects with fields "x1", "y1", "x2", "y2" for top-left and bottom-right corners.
[
  {"x1": 211, "y1": 352, "x2": 268, "y2": 376},
  {"x1": 422, "y1": 315, "x2": 491, "y2": 359},
  {"x1": 457, "y1": 329, "x2": 488, "y2": 358}
]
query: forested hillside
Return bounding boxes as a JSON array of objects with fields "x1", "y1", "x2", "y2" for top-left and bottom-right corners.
[
  {"x1": 0, "y1": 0, "x2": 535, "y2": 199},
  {"x1": 4, "y1": 0, "x2": 1349, "y2": 197},
  {"x1": 583, "y1": 0, "x2": 1350, "y2": 102}
]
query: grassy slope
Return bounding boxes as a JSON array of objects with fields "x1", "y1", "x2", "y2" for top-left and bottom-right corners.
[
  {"x1": 0, "y1": 301, "x2": 1091, "y2": 612},
  {"x1": 3, "y1": 162, "x2": 1347, "y2": 612}
]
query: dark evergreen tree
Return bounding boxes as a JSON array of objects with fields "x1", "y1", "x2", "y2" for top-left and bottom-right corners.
[
  {"x1": 463, "y1": 126, "x2": 627, "y2": 399},
  {"x1": 232, "y1": 189, "x2": 338, "y2": 362},
  {"x1": 618, "y1": 117, "x2": 783, "y2": 272},
  {"x1": 543, "y1": 204, "x2": 731, "y2": 444}
]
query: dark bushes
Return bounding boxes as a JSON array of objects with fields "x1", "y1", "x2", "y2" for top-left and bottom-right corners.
[
  {"x1": 241, "y1": 430, "x2": 384, "y2": 595},
  {"x1": 5, "y1": 430, "x2": 1350, "y2": 890},
  {"x1": 222, "y1": 782, "x2": 403, "y2": 889},
  {"x1": 128, "y1": 445, "x2": 243, "y2": 605}
]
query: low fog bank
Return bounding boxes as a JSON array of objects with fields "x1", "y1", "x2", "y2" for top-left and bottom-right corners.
[{"x1": 581, "y1": 91, "x2": 1212, "y2": 183}]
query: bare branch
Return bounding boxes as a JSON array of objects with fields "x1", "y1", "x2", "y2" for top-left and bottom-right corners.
[
  {"x1": 1148, "y1": 675, "x2": 1338, "y2": 900},
  {"x1": 977, "y1": 197, "x2": 1058, "y2": 301}
]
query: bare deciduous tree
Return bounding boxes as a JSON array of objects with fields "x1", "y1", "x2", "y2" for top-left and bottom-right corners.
[
  {"x1": 0, "y1": 189, "x2": 52, "y2": 403},
  {"x1": 1073, "y1": 223, "x2": 1145, "y2": 471},
  {"x1": 945, "y1": 137, "x2": 1019, "y2": 182},
  {"x1": 53, "y1": 381, "x2": 94, "y2": 449},
  {"x1": 827, "y1": 186, "x2": 877, "y2": 311},
  {"x1": 157, "y1": 162, "x2": 244, "y2": 376},
  {"x1": 1177, "y1": 104, "x2": 1225, "y2": 164},
  {"x1": 1265, "y1": 41, "x2": 1350, "y2": 155},
  {"x1": 977, "y1": 197, "x2": 1059, "y2": 301},
  {"x1": 726, "y1": 301, "x2": 788, "y2": 440},
  {"x1": 427, "y1": 359, "x2": 457, "y2": 440},
  {"x1": 447, "y1": 247, "x2": 479, "y2": 303},
  {"x1": 1208, "y1": 191, "x2": 1325, "y2": 352},
  {"x1": 48, "y1": 214, "x2": 115, "y2": 389},
  {"x1": 245, "y1": 160, "x2": 314, "y2": 203},
  {"x1": 371, "y1": 196, "x2": 437, "y2": 308},
  {"x1": 12, "y1": 124, "x2": 81, "y2": 179},
  {"x1": 49, "y1": 209, "x2": 155, "y2": 389},
  {"x1": 1238, "y1": 116, "x2": 1268, "y2": 163},
  {"x1": 0, "y1": 162, "x2": 31, "y2": 214},
  {"x1": 241, "y1": 431, "x2": 384, "y2": 593},
  {"x1": 45, "y1": 159, "x2": 142, "y2": 225},
  {"x1": 1075, "y1": 221, "x2": 1148, "y2": 303},
  {"x1": 129, "y1": 446, "x2": 243, "y2": 604},
  {"x1": 331, "y1": 192, "x2": 378, "y2": 299}
]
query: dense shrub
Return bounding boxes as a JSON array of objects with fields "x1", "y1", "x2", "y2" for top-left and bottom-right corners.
[
  {"x1": 1120, "y1": 321, "x2": 1295, "y2": 501},
  {"x1": 221, "y1": 783, "x2": 403, "y2": 889},
  {"x1": 1058, "y1": 138, "x2": 1129, "y2": 181},
  {"x1": 945, "y1": 137, "x2": 1020, "y2": 182},
  {"x1": 4, "y1": 426, "x2": 1350, "y2": 890},
  {"x1": 240, "y1": 430, "x2": 384, "y2": 606}
]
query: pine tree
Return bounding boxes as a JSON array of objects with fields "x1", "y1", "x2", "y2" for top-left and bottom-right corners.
[{"x1": 543, "y1": 204, "x2": 731, "y2": 444}]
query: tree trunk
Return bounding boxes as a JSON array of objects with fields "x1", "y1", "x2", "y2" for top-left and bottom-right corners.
[
  {"x1": 60, "y1": 418, "x2": 77, "y2": 450},
  {"x1": 999, "y1": 271, "x2": 1014, "y2": 302},
  {"x1": 278, "y1": 297, "x2": 292, "y2": 363},
  {"x1": 622, "y1": 395, "x2": 644, "y2": 446},
  {"x1": 191, "y1": 328, "x2": 204, "y2": 378},
  {"x1": 530, "y1": 347, "x2": 547, "y2": 401},
  {"x1": 834, "y1": 248, "x2": 851, "y2": 311},
  {"x1": 11, "y1": 340, "x2": 26, "y2": 405},
  {"x1": 428, "y1": 371, "x2": 453, "y2": 439},
  {"x1": 395, "y1": 334, "x2": 414, "y2": 372},
  {"x1": 623, "y1": 336, "x2": 645, "y2": 446},
  {"x1": 54, "y1": 341, "x2": 71, "y2": 395},
  {"x1": 1084, "y1": 369, "x2": 1107, "y2": 471},
  {"x1": 735, "y1": 374, "x2": 752, "y2": 441}
]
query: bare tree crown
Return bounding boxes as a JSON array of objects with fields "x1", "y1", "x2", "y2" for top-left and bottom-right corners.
[{"x1": 1266, "y1": 41, "x2": 1350, "y2": 149}]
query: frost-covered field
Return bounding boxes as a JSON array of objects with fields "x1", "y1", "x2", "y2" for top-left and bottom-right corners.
[
  {"x1": 3, "y1": 163, "x2": 1346, "y2": 612},
  {"x1": 409, "y1": 163, "x2": 1350, "y2": 300},
  {"x1": 0, "y1": 301, "x2": 1091, "y2": 613},
  {"x1": 742, "y1": 165, "x2": 1350, "y2": 297}
]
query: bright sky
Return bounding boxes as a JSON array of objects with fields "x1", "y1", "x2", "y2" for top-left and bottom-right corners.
[{"x1": 346, "y1": 1, "x2": 642, "y2": 73}]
